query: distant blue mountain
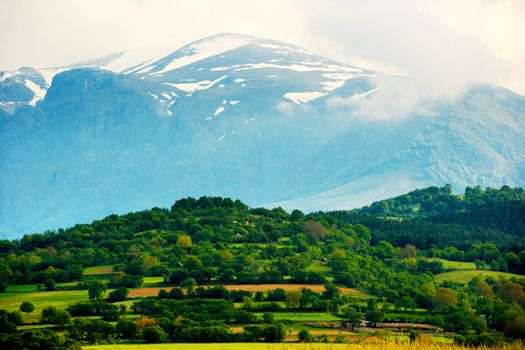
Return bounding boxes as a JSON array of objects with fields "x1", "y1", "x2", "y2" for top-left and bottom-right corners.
[{"x1": 1, "y1": 33, "x2": 524, "y2": 237}]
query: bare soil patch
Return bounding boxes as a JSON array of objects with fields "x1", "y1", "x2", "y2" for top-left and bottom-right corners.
[{"x1": 128, "y1": 284, "x2": 365, "y2": 297}]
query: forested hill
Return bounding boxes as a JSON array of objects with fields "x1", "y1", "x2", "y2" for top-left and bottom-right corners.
[
  {"x1": 357, "y1": 185, "x2": 525, "y2": 218},
  {"x1": 328, "y1": 186, "x2": 525, "y2": 251},
  {"x1": 1, "y1": 193, "x2": 525, "y2": 347}
]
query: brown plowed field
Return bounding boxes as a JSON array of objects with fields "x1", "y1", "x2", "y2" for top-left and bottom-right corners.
[{"x1": 128, "y1": 284, "x2": 365, "y2": 297}]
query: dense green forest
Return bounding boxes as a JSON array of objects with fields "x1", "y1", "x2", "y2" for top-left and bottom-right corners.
[
  {"x1": 1, "y1": 187, "x2": 525, "y2": 349},
  {"x1": 330, "y1": 186, "x2": 525, "y2": 252}
]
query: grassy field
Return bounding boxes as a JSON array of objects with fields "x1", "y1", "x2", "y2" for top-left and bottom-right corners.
[
  {"x1": 83, "y1": 265, "x2": 116, "y2": 275},
  {"x1": 435, "y1": 270, "x2": 523, "y2": 284},
  {"x1": 305, "y1": 263, "x2": 331, "y2": 274},
  {"x1": 0, "y1": 284, "x2": 89, "y2": 323},
  {"x1": 142, "y1": 276, "x2": 165, "y2": 287},
  {"x1": 254, "y1": 311, "x2": 341, "y2": 322},
  {"x1": 427, "y1": 258, "x2": 476, "y2": 270},
  {"x1": 82, "y1": 341, "x2": 523, "y2": 350}
]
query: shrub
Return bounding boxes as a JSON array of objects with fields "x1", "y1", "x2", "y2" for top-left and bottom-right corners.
[
  {"x1": 298, "y1": 329, "x2": 312, "y2": 342},
  {"x1": 107, "y1": 287, "x2": 128, "y2": 302},
  {"x1": 40, "y1": 307, "x2": 70, "y2": 327},
  {"x1": 142, "y1": 325, "x2": 168, "y2": 343},
  {"x1": 19, "y1": 301, "x2": 34, "y2": 314}
]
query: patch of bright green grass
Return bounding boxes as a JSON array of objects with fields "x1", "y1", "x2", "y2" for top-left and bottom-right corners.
[
  {"x1": 426, "y1": 258, "x2": 476, "y2": 270},
  {"x1": 254, "y1": 311, "x2": 341, "y2": 322},
  {"x1": 142, "y1": 276, "x2": 165, "y2": 287},
  {"x1": 0, "y1": 285, "x2": 89, "y2": 323},
  {"x1": 305, "y1": 262, "x2": 331, "y2": 274},
  {"x1": 83, "y1": 265, "x2": 115, "y2": 275},
  {"x1": 435, "y1": 270, "x2": 523, "y2": 284},
  {"x1": 432, "y1": 335, "x2": 454, "y2": 343}
]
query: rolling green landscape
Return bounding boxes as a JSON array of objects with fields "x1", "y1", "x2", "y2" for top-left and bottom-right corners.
[{"x1": 1, "y1": 186, "x2": 525, "y2": 349}]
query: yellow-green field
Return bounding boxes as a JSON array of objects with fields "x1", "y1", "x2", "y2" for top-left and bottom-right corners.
[
  {"x1": 83, "y1": 265, "x2": 115, "y2": 275},
  {"x1": 0, "y1": 284, "x2": 89, "y2": 323},
  {"x1": 82, "y1": 341, "x2": 523, "y2": 350},
  {"x1": 435, "y1": 269, "x2": 523, "y2": 284},
  {"x1": 427, "y1": 258, "x2": 476, "y2": 270},
  {"x1": 254, "y1": 311, "x2": 341, "y2": 322},
  {"x1": 142, "y1": 276, "x2": 165, "y2": 287}
]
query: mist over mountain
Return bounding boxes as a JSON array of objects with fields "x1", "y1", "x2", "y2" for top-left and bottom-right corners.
[{"x1": 1, "y1": 33, "x2": 524, "y2": 238}]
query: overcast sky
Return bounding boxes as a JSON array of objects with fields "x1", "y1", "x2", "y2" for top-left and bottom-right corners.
[{"x1": 1, "y1": 0, "x2": 524, "y2": 102}]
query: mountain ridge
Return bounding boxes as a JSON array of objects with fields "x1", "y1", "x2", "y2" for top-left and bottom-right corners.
[{"x1": 1, "y1": 33, "x2": 524, "y2": 237}]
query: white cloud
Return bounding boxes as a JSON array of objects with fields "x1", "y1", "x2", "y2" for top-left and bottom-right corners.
[{"x1": 306, "y1": 0, "x2": 517, "y2": 118}]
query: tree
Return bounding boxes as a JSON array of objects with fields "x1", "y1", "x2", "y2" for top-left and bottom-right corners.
[
  {"x1": 179, "y1": 277, "x2": 197, "y2": 295},
  {"x1": 40, "y1": 307, "x2": 70, "y2": 327},
  {"x1": 267, "y1": 288, "x2": 286, "y2": 301},
  {"x1": 505, "y1": 315, "x2": 525, "y2": 338},
  {"x1": 0, "y1": 310, "x2": 22, "y2": 333},
  {"x1": 304, "y1": 220, "x2": 327, "y2": 241},
  {"x1": 432, "y1": 288, "x2": 457, "y2": 311},
  {"x1": 177, "y1": 235, "x2": 192, "y2": 248},
  {"x1": 395, "y1": 296, "x2": 416, "y2": 312},
  {"x1": 298, "y1": 329, "x2": 312, "y2": 342},
  {"x1": 285, "y1": 290, "x2": 301, "y2": 309},
  {"x1": 474, "y1": 259, "x2": 485, "y2": 270},
  {"x1": 399, "y1": 244, "x2": 417, "y2": 259},
  {"x1": 472, "y1": 279, "x2": 494, "y2": 298},
  {"x1": 68, "y1": 318, "x2": 115, "y2": 342},
  {"x1": 101, "y1": 308, "x2": 120, "y2": 322},
  {"x1": 20, "y1": 302, "x2": 35, "y2": 314},
  {"x1": 116, "y1": 319, "x2": 137, "y2": 339},
  {"x1": 261, "y1": 323, "x2": 286, "y2": 342},
  {"x1": 1, "y1": 329, "x2": 69, "y2": 350},
  {"x1": 168, "y1": 287, "x2": 184, "y2": 300},
  {"x1": 322, "y1": 284, "x2": 341, "y2": 300},
  {"x1": 342, "y1": 306, "x2": 363, "y2": 330},
  {"x1": 489, "y1": 260, "x2": 500, "y2": 271},
  {"x1": 262, "y1": 312, "x2": 274, "y2": 324},
  {"x1": 375, "y1": 241, "x2": 394, "y2": 259},
  {"x1": 88, "y1": 280, "x2": 107, "y2": 300},
  {"x1": 142, "y1": 325, "x2": 168, "y2": 343},
  {"x1": 44, "y1": 279, "x2": 56, "y2": 291},
  {"x1": 365, "y1": 299, "x2": 384, "y2": 327},
  {"x1": 0, "y1": 261, "x2": 13, "y2": 292},
  {"x1": 107, "y1": 287, "x2": 128, "y2": 302},
  {"x1": 290, "y1": 209, "x2": 304, "y2": 221}
]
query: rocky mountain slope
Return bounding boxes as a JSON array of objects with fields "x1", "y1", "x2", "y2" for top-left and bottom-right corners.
[{"x1": 1, "y1": 33, "x2": 524, "y2": 237}]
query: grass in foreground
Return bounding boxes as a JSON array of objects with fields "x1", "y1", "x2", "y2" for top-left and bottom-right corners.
[{"x1": 83, "y1": 341, "x2": 523, "y2": 350}]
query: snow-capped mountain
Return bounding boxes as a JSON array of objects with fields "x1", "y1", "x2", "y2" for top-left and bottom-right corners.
[
  {"x1": 1, "y1": 33, "x2": 524, "y2": 237},
  {"x1": 0, "y1": 34, "x2": 368, "y2": 115}
]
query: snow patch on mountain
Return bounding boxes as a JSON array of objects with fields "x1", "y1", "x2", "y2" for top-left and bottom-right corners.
[
  {"x1": 214, "y1": 106, "x2": 225, "y2": 116},
  {"x1": 163, "y1": 75, "x2": 227, "y2": 93},
  {"x1": 322, "y1": 80, "x2": 346, "y2": 91},
  {"x1": 25, "y1": 80, "x2": 46, "y2": 106},
  {"x1": 152, "y1": 34, "x2": 253, "y2": 75},
  {"x1": 284, "y1": 91, "x2": 327, "y2": 104}
]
